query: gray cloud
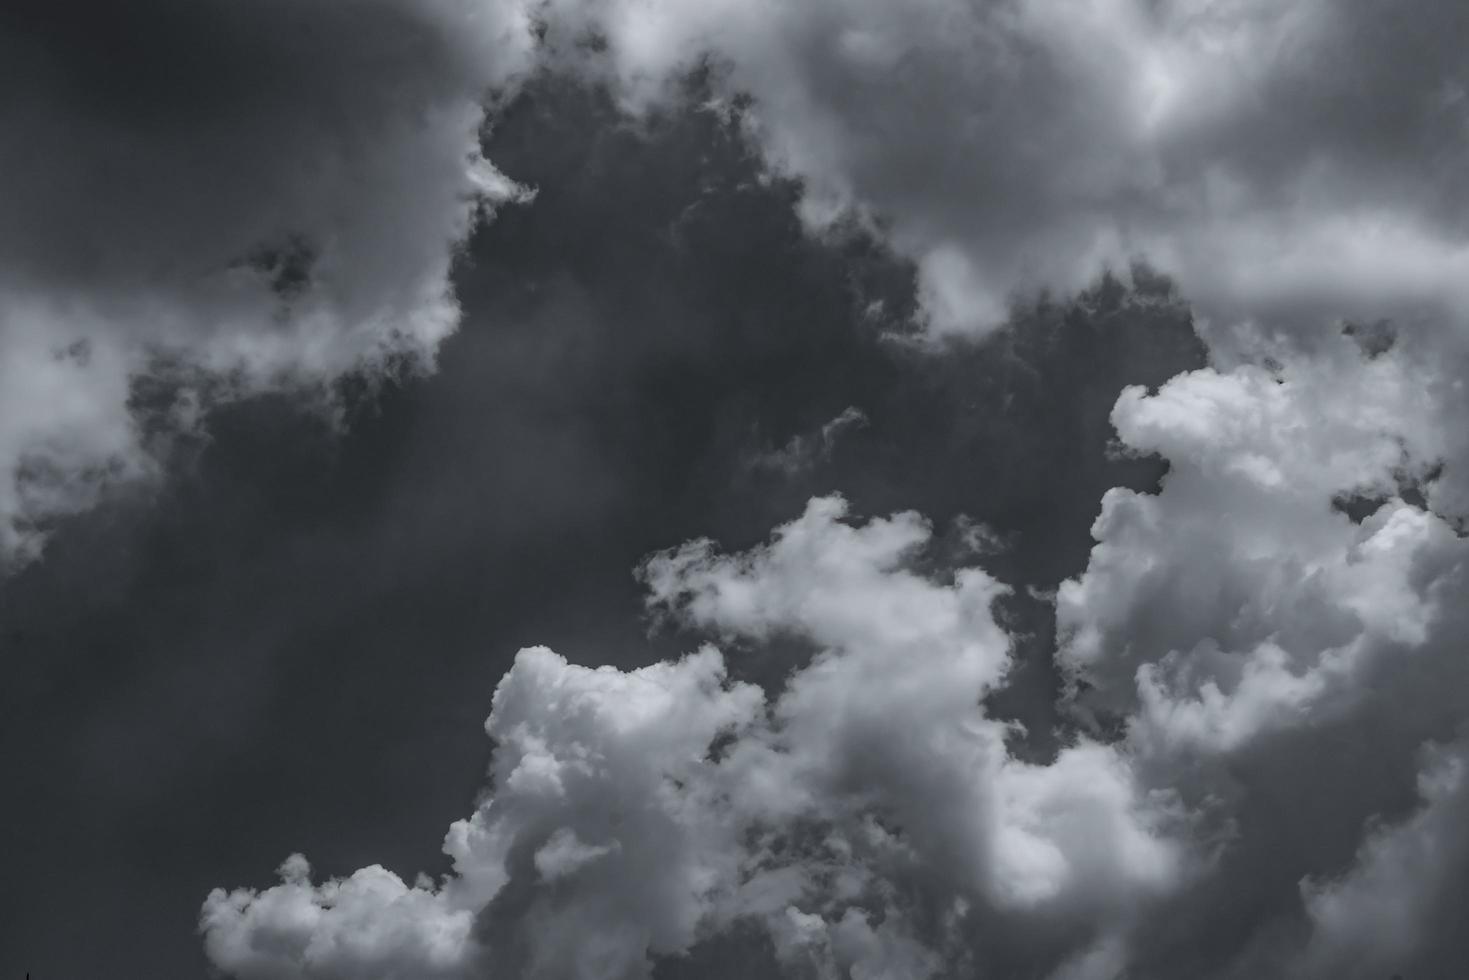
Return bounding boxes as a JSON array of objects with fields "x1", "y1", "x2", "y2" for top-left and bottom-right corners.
[
  {"x1": 19, "y1": 0, "x2": 1456, "y2": 561},
  {"x1": 1058, "y1": 329, "x2": 1469, "y2": 977},
  {"x1": 532, "y1": 0, "x2": 1469, "y2": 334},
  {"x1": 6, "y1": 2, "x2": 1464, "y2": 974},
  {"x1": 202, "y1": 496, "x2": 1176, "y2": 979},
  {"x1": 2, "y1": 84, "x2": 1211, "y2": 976},
  {"x1": 200, "y1": 325, "x2": 1469, "y2": 979},
  {"x1": 747, "y1": 406, "x2": 868, "y2": 475},
  {"x1": 0, "y1": 0, "x2": 536, "y2": 563}
]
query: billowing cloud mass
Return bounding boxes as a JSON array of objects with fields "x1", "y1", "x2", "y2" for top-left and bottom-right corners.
[
  {"x1": 0, "y1": 0, "x2": 537, "y2": 564},
  {"x1": 7, "y1": 0, "x2": 1465, "y2": 975},
  {"x1": 201, "y1": 326, "x2": 1469, "y2": 978},
  {"x1": 9, "y1": 0, "x2": 1464, "y2": 554},
  {"x1": 531, "y1": 0, "x2": 1469, "y2": 333},
  {"x1": 1056, "y1": 329, "x2": 1469, "y2": 978},
  {"x1": 202, "y1": 496, "x2": 1178, "y2": 979}
]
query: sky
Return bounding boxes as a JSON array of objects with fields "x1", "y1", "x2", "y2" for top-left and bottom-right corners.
[{"x1": 1, "y1": 2, "x2": 1467, "y2": 979}]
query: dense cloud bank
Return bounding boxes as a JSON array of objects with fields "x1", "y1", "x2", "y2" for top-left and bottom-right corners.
[
  {"x1": 7, "y1": 0, "x2": 1466, "y2": 565},
  {"x1": 532, "y1": 0, "x2": 1469, "y2": 334},
  {"x1": 0, "y1": 0, "x2": 536, "y2": 563},
  {"x1": 202, "y1": 329, "x2": 1469, "y2": 978}
]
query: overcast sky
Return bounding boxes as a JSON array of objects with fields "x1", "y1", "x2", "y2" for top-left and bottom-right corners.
[{"x1": 2, "y1": 2, "x2": 1467, "y2": 979}]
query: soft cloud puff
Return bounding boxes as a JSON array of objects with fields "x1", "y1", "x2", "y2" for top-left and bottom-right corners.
[
  {"x1": 201, "y1": 855, "x2": 479, "y2": 980},
  {"x1": 0, "y1": 0, "x2": 536, "y2": 564},
  {"x1": 203, "y1": 497, "x2": 1181, "y2": 979},
  {"x1": 1058, "y1": 330, "x2": 1467, "y2": 746},
  {"x1": 204, "y1": 328, "x2": 1469, "y2": 978},
  {"x1": 533, "y1": 0, "x2": 1469, "y2": 332},
  {"x1": 1057, "y1": 329, "x2": 1469, "y2": 976},
  {"x1": 203, "y1": 645, "x2": 765, "y2": 980}
]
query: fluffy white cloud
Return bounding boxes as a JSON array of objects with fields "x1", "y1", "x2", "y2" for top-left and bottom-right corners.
[
  {"x1": 1058, "y1": 330, "x2": 1469, "y2": 753},
  {"x1": 641, "y1": 498, "x2": 1180, "y2": 924},
  {"x1": 0, "y1": 0, "x2": 538, "y2": 564},
  {"x1": 204, "y1": 645, "x2": 765, "y2": 980},
  {"x1": 202, "y1": 854, "x2": 479, "y2": 980},
  {"x1": 532, "y1": 0, "x2": 1469, "y2": 333},
  {"x1": 204, "y1": 327, "x2": 1469, "y2": 978},
  {"x1": 204, "y1": 496, "x2": 1182, "y2": 979},
  {"x1": 1054, "y1": 329, "x2": 1469, "y2": 976}
]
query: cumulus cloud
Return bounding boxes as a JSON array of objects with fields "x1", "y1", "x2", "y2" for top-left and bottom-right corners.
[
  {"x1": 531, "y1": 0, "x2": 1469, "y2": 333},
  {"x1": 202, "y1": 854, "x2": 479, "y2": 980},
  {"x1": 5, "y1": 0, "x2": 1457, "y2": 973},
  {"x1": 1058, "y1": 328, "x2": 1467, "y2": 743},
  {"x1": 203, "y1": 323, "x2": 1469, "y2": 978},
  {"x1": 1056, "y1": 328, "x2": 1469, "y2": 976},
  {"x1": 0, "y1": 0, "x2": 537, "y2": 564},
  {"x1": 202, "y1": 495, "x2": 1183, "y2": 979}
]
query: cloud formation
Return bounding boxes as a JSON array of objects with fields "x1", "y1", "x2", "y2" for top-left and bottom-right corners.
[
  {"x1": 1, "y1": 81, "x2": 1215, "y2": 977},
  {"x1": 17, "y1": 0, "x2": 1461, "y2": 564},
  {"x1": 534, "y1": 0, "x2": 1469, "y2": 333},
  {"x1": 201, "y1": 321, "x2": 1469, "y2": 978},
  {"x1": 746, "y1": 406, "x2": 868, "y2": 476},
  {"x1": 203, "y1": 496, "x2": 1178, "y2": 978},
  {"x1": 0, "y1": 0, "x2": 536, "y2": 564},
  {"x1": 6, "y1": 1, "x2": 1461, "y2": 975}
]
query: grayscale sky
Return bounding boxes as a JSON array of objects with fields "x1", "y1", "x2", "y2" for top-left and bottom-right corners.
[{"x1": 2, "y1": 2, "x2": 1466, "y2": 979}]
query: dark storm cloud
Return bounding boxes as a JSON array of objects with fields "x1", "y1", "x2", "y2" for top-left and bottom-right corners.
[
  {"x1": 0, "y1": 0, "x2": 535, "y2": 563},
  {"x1": 0, "y1": 79, "x2": 1204, "y2": 978}
]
